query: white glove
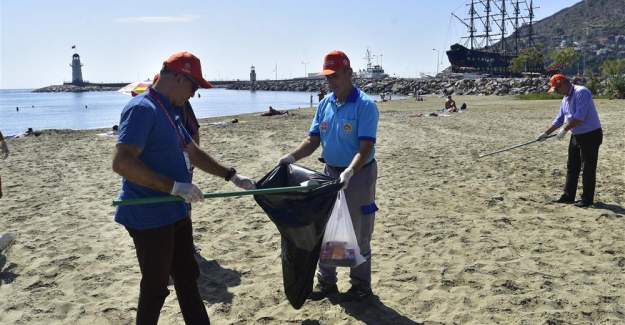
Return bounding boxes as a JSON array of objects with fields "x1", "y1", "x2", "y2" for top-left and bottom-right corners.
[
  {"x1": 278, "y1": 154, "x2": 296, "y2": 165},
  {"x1": 556, "y1": 128, "x2": 569, "y2": 140},
  {"x1": 1, "y1": 142, "x2": 8, "y2": 159},
  {"x1": 170, "y1": 181, "x2": 204, "y2": 203},
  {"x1": 231, "y1": 174, "x2": 256, "y2": 190},
  {"x1": 339, "y1": 168, "x2": 354, "y2": 189},
  {"x1": 536, "y1": 132, "x2": 550, "y2": 142}
]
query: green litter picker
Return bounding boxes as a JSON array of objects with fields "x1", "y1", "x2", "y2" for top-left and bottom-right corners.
[{"x1": 112, "y1": 183, "x2": 324, "y2": 207}]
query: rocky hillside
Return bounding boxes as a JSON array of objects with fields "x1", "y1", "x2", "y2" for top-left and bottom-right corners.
[{"x1": 514, "y1": 0, "x2": 625, "y2": 72}]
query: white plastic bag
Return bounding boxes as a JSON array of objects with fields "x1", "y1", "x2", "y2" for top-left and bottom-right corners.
[{"x1": 319, "y1": 190, "x2": 365, "y2": 267}]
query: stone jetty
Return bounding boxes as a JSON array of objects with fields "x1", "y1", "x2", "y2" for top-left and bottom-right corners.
[
  {"x1": 33, "y1": 83, "x2": 129, "y2": 93},
  {"x1": 225, "y1": 76, "x2": 593, "y2": 96}
]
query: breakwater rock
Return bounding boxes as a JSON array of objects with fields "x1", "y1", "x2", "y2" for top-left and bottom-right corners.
[
  {"x1": 33, "y1": 83, "x2": 129, "y2": 93},
  {"x1": 226, "y1": 77, "x2": 591, "y2": 96}
]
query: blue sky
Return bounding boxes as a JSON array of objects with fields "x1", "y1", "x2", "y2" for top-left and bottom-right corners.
[{"x1": 1, "y1": 0, "x2": 580, "y2": 89}]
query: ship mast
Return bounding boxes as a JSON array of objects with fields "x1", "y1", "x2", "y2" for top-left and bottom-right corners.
[
  {"x1": 484, "y1": 0, "x2": 491, "y2": 49},
  {"x1": 364, "y1": 48, "x2": 373, "y2": 70},
  {"x1": 513, "y1": 0, "x2": 520, "y2": 54},
  {"x1": 467, "y1": 1, "x2": 476, "y2": 49},
  {"x1": 499, "y1": 0, "x2": 506, "y2": 54},
  {"x1": 452, "y1": 0, "x2": 537, "y2": 53},
  {"x1": 528, "y1": 0, "x2": 535, "y2": 47}
]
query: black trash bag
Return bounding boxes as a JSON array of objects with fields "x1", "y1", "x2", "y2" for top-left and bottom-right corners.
[{"x1": 254, "y1": 164, "x2": 341, "y2": 309}]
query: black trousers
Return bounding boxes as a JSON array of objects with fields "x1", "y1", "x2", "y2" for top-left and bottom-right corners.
[
  {"x1": 563, "y1": 128, "x2": 603, "y2": 204},
  {"x1": 127, "y1": 217, "x2": 209, "y2": 325}
]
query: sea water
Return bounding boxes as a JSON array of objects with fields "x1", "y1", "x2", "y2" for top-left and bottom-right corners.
[{"x1": 0, "y1": 88, "x2": 317, "y2": 136}]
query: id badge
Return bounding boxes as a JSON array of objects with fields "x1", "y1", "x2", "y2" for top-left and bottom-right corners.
[{"x1": 183, "y1": 152, "x2": 192, "y2": 171}]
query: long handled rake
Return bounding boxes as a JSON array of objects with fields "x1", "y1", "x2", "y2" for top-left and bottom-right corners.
[{"x1": 471, "y1": 134, "x2": 556, "y2": 159}]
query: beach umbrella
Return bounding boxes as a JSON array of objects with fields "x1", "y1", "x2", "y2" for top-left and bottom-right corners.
[{"x1": 118, "y1": 80, "x2": 152, "y2": 97}]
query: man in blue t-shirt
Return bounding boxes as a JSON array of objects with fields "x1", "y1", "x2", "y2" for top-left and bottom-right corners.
[
  {"x1": 112, "y1": 51, "x2": 255, "y2": 324},
  {"x1": 537, "y1": 74, "x2": 603, "y2": 208},
  {"x1": 278, "y1": 50, "x2": 379, "y2": 301}
]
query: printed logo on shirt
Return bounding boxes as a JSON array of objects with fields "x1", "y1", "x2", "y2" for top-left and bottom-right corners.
[
  {"x1": 343, "y1": 122, "x2": 353, "y2": 134},
  {"x1": 320, "y1": 121, "x2": 329, "y2": 132}
]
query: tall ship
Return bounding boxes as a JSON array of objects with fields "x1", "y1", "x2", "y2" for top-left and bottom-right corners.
[
  {"x1": 446, "y1": 0, "x2": 543, "y2": 76},
  {"x1": 357, "y1": 49, "x2": 389, "y2": 79}
]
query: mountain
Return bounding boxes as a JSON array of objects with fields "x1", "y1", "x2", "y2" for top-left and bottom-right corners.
[{"x1": 514, "y1": 0, "x2": 625, "y2": 73}]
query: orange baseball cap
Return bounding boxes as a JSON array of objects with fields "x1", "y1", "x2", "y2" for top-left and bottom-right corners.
[
  {"x1": 548, "y1": 74, "x2": 568, "y2": 93},
  {"x1": 162, "y1": 51, "x2": 213, "y2": 89},
  {"x1": 321, "y1": 50, "x2": 350, "y2": 76}
]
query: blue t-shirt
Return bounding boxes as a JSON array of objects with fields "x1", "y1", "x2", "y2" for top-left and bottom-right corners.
[
  {"x1": 115, "y1": 89, "x2": 192, "y2": 230},
  {"x1": 552, "y1": 85, "x2": 602, "y2": 135},
  {"x1": 308, "y1": 87, "x2": 379, "y2": 167}
]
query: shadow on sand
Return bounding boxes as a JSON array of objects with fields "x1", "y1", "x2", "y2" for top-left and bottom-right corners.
[
  {"x1": 593, "y1": 202, "x2": 625, "y2": 215},
  {"x1": 321, "y1": 293, "x2": 423, "y2": 325},
  {"x1": 194, "y1": 253, "x2": 241, "y2": 305}
]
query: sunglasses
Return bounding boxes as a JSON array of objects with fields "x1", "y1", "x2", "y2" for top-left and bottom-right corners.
[{"x1": 181, "y1": 74, "x2": 199, "y2": 92}]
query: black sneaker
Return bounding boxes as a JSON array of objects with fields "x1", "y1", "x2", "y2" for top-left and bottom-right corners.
[
  {"x1": 574, "y1": 200, "x2": 593, "y2": 208},
  {"x1": 345, "y1": 285, "x2": 373, "y2": 301},
  {"x1": 308, "y1": 281, "x2": 338, "y2": 301},
  {"x1": 552, "y1": 195, "x2": 574, "y2": 204}
]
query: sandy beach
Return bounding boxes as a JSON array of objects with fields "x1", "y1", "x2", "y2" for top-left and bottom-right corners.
[{"x1": 1, "y1": 95, "x2": 624, "y2": 324}]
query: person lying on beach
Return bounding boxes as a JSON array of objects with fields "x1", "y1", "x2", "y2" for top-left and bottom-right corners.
[
  {"x1": 0, "y1": 130, "x2": 8, "y2": 198},
  {"x1": 112, "y1": 51, "x2": 256, "y2": 324},
  {"x1": 445, "y1": 95, "x2": 458, "y2": 112},
  {"x1": 261, "y1": 105, "x2": 288, "y2": 116}
]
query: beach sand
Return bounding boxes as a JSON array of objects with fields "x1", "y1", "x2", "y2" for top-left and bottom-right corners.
[{"x1": 1, "y1": 95, "x2": 624, "y2": 324}]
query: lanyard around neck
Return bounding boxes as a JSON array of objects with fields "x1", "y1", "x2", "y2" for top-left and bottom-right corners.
[{"x1": 148, "y1": 90, "x2": 186, "y2": 148}]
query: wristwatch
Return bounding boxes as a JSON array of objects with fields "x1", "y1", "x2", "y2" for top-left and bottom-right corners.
[{"x1": 225, "y1": 167, "x2": 237, "y2": 181}]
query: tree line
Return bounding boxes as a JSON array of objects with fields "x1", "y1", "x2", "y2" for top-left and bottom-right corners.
[{"x1": 510, "y1": 47, "x2": 625, "y2": 99}]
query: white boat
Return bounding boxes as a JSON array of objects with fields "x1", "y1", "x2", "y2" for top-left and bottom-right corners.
[{"x1": 357, "y1": 49, "x2": 389, "y2": 79}]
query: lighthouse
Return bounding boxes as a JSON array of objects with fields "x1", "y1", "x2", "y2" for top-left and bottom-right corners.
[
  {"x1": 250, "y1": 65, "x2": 257, "y2": 91},
  {"x1": 70, "y1": 53, "x2": 84, "y2": 85}
]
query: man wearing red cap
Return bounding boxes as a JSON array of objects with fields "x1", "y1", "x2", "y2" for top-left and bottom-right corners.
[
  {"x1": 537, "y1": 74, "x2": 603, "y2": 208},
  {"x1": 113, "y1": 51, "x2": 255, "y2": 324},
  {"x1": 278, "y1": 50, "x2": 379, "y2": 301}
]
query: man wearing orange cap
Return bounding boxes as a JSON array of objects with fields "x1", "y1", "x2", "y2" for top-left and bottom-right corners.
[
  {"x1": 113, "y1": 51, "x2": 255, "y2": 324},
  {"x1": 154, "y1": 73, "x2": 203, "y2": 255},
  {"x1": 278, "y1": 50, "x2": 379, "y2": 301},
  {"x1": 537, "y1": 74, "x2": 603, "y2": 208}
]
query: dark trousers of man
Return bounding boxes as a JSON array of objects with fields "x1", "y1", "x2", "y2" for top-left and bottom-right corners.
[
  {"x1": 563, "y1": 128, "x2": 603, "y2": 204},
  {"x1": 126, "y1": 217, "x2": 209, "y2": 325}
]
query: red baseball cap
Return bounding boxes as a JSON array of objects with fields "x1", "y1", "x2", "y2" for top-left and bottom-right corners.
[
  {"x1": 321, "y1": 50, "x2": 350, "y2": 76},
  {"x1": 163, "y1": 51, "x2": 213, "y2": 89},
  {"x1": 548, "y1": 74, "x2": 568, "y2": 93}
]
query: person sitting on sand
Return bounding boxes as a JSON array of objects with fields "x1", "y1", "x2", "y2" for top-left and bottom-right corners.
[
  {"x1": 0, "y1": 130, "x2": 9, "y2": 198},
  {"x1": 445, "y1": 95, "x2": 458, "y2": 112},
  {"x1": 261, "y1": 105, "x2": 288, "y2": 116}
]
